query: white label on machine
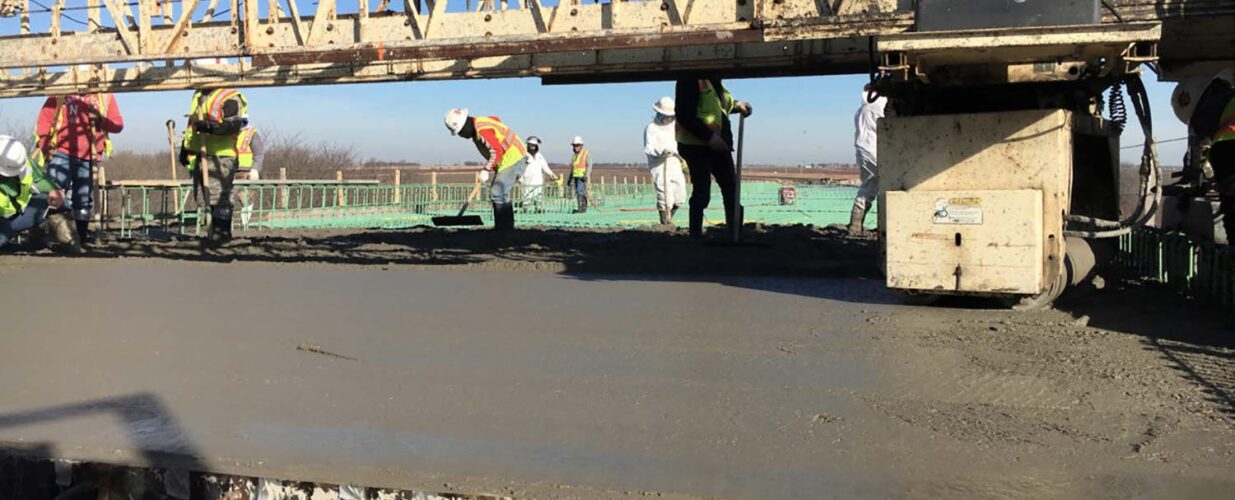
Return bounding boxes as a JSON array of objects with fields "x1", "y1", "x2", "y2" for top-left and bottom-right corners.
[{"x1": 933, "y1": 197, "x2": 983, "y2": 225}]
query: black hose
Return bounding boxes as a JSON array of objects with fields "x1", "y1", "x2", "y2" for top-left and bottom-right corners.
[
  {"x1": 1108, "y1": 82, "x2": 1126, "y2": 135},
  {"x1": 1064, "y1": 73, "x2": 1160, "y2": 238}
]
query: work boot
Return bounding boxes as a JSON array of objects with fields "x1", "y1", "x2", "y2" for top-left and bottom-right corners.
[
  {"x1": 75, "y1": 220, "x2": 91, "y2": 245},
  {"x1": 659, "y1": 209, "x2": 672, "y2": 225},
  {"x1": 847, "y1": 205, "x2": 868, "y2": 235},
  {"x1": 204, "y1": 219, "x2": 231, "y2": 247},
  {"x1": 47, "y1": 212, "x2": 82, "y2": 254},
  {"x1": 492, "y1": 203, "x2": 514, "y2": 230},
  {"x1": 576, "y1": 198, "x2": 588, "y2": 214}
]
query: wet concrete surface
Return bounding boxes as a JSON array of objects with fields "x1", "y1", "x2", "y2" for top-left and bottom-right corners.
[{"x1": 1, "y1": 250, "x2": 1234, "y2": 498}]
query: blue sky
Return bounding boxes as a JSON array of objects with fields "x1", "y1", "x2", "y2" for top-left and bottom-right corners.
[{"x1": 0, "y1": 74, "x2": 1189, "y2": 166}]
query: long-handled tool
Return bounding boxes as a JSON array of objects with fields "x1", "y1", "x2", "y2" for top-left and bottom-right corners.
[
  {"x1": 731, "y1": 114, "x2": 746, "y2": 243},
  {"x1": 432, "y1": 174, "x2": 485, "y2": 226},
  {"x1": 165, "y1": 120, "x2": 181, "y2": 221}
]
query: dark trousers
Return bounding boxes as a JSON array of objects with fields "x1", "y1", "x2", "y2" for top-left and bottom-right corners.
[
  {"x1": 0, "y1": 195, "x2": 49, "y2": 249},
  {"x1": 678, "y1": 143, "x2": 736, "y2": 236},
  {"x1": 1212, "y1": 141, "x2": 1235, "y2": 243}
]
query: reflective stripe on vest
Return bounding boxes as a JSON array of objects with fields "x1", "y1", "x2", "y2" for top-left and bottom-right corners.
[
  {"x1": 0, "y1": 167, "x2": 34, "y2": 218},
  {"x1": 473, "y1": 117, "x2": 526, "y2": 171},
  {"x1": 184, "y1": 89, "x2": 249, "y2": 159},
  {"x1": 236, "y1": 128, "x2": 257, "y2": 169},
  {"x1": 1215, "y1": 97, "x2": 1235, "y2": 144},
  {"x1": 676, "y1": 80, "x2": 734, "y2": 145},
  {"x1": 571, "y1": 149, "x2": 590, "y2": 177}
]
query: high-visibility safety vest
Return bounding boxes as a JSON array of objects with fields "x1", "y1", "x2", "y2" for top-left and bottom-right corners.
[
  {"x1": 31, "y1": 94, "x2": 114, "y2": 167},
  {"x1": 183, "y1": 88, "x2": 248, "y2": 160},
  {"x1": 571, "y1": 148, "x2": 590, "y2": 177},
  {"x1": 676, "y1": 80, "x2": 735, "y2": 146},
  {"x1": 0, "y1": 166, "x2": 34, "y2": 219},
  {"x1": 236, "y1": 127, "x2": 258, "y2": 169},
  {"x1": 1215, "y1": 96, "x2": 1235, "y2": 144},
  {"x1": 472, "y1": 116, "x2": 526, "y2": 171}
]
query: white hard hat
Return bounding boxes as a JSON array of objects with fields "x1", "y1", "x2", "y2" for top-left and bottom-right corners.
[
  {"x1": 1172, "y1": 71, "x2": 1235, "y2": 125},
  {"x1": 653, "y1": 96, "x2": 675, "y2": 116},
  {"x1": 571, "y1": 136, "x2": 584, "y2": 145},
  {"x1": 444, "y1": 108, "x2": 469, "y2": 135},
  {"x1": 1172, "y1": 76, "x2": 1211, "y2": 126},
  {"x1": 527, "y1": 136, "x2": 541, "y2": 146},
  {"x1": 0, "y1": 135, "x2": 29, "y2": 178}
]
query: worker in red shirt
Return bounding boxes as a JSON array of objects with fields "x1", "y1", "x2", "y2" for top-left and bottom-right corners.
[
  {"x1": 35, "y1": 92, "x2": 124, "y2": 243},
  {"x1": 444, "y1": 108, "x2": 528, "y2": 230}
]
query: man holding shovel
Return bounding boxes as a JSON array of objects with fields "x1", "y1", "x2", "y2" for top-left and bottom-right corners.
[
  {"x1": 444, "y1": 108, "x2": 527, "y2": 230},
  {"x1": 179, "y1": 88, "x2": 248, "y2": 246},
  {"x1": 675, "y1": 77, "x2": 752, "y2": 239}
]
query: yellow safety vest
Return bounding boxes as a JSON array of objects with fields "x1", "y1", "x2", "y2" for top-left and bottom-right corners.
[
  {"x1": 1215, "y1": 97, "x2": 1235, "y2": 144},
  {"x1": 571, "y1": 148, "x2": 590, "y2": 177},
  {"x1": 183, "y1": 88, "x2": 248, "y2": 159},
  {"x1": 236, "y1": 127, "x2": 258, "y2": 169},
  {"x1": 676, "y1": 80, "x2": 734, "y2": 146},
  {"x1": 0, "y1": 166, "x2": 34, "y2": 218},
  {"x1": 31, "y1": 94, "x2": 113, "y2": 167},
  {"x1": 472, "y1": 116, "x2": 526, "y2": 171}
]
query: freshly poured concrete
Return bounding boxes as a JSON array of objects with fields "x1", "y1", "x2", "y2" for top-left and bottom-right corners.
[{"x1": 1, "y1": 259, "x2": 1232, "y2": 498}]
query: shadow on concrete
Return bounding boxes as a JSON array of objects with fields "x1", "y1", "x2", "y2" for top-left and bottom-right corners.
[
  {"x1": 0, "y1": 393, "x2": 204, "y2": 499},
  {"x1": 1055, "y1": 275, "x2": 1235, "y2": 421},
  {"x1": 14, "y1": 224, "x2": 889, "y2": 303}
]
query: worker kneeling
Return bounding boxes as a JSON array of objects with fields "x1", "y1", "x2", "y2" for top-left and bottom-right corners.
[
  {"x1": 180, "y1": 88, "x2": 248, "y2": 246},
  {"x1": 0, "y1": 135, "x2": 75, "y2": 252},
  {"x1": 444, "y1": 108, "x2": 528, "y2": 230}
]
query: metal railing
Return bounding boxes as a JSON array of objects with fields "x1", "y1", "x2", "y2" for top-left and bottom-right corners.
[{"x1": 1118, "y1": 227, "x2": 1235, "y2": 309}]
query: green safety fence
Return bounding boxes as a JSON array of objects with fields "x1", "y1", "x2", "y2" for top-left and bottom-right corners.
[
  {"x1": 1118, "y1": 227, "x2": 1235, "y2": 309},
  {"x1": 105, "y1": 180, "x2": 870, "y2": 236}
]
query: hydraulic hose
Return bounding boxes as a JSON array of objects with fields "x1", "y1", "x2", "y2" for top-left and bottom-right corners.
[{"x1": 1064, "y1": 74, "x2": 1160, "y2": 238}]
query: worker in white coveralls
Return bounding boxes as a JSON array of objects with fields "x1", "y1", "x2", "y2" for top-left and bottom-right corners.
[
  {"x1": 518, "y1": 136, "x2": 559, "y2": 213},
  {"x1": 849, "y1": 83, "x2": 887, "y2": 235},
  {"x1": 644, "y1": 96, "x2": 688, "y2": 225}
]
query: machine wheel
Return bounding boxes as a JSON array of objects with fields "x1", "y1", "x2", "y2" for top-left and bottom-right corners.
[
  {"x1": 1000, "y1": 267, "x2": 1067, "y2": 311},
  {"x1": 897, "y1": 290, "x2": 941, "y2": 306}
]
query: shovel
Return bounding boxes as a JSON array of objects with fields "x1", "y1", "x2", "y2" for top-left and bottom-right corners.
[{"x1": 432, "y1": 175, "x2": 485, "y2": 226}]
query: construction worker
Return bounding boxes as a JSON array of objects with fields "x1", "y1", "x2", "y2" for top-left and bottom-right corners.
[
  {"x1": 1173, "y1": 71, "x2": 1235, "y2": 241},
  {"x1": 179, "y1": 87, "x2": 248, "y2": 245},
  {"x1": 235, "y1": 125, "x2": 266, "y2": 227},
  {"x1": 519, "y1": 136, "x2": 559, "y2": 213},
  {"x1": 34, "y1": 91, "x2": 123, "y2": 243},
  {"x1": 0, "y1": 135, "x2": 74, "y2": 251},
  {"x1": 645, "y1": 96, "x2": 687, "y2": 225},
  {"x1": 443, "y1": 108, "x2": 527, "y2": 229},
  {"x1": 849, "y1": 83, "x2": 887, "y2": 235},
  {"x1": 675, "y1": 77, "x2": 752, "y2": 239},
  {"x1": 236, "y1": 125, "x2": 266, "y2": 180},
  {"x1": 567, "y1": 136, "x2": 592, "y2": 213}
]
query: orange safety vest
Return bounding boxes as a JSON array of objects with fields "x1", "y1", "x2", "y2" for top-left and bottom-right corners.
[
  {"x1": 1215, "y1": 97, "x2": 1235, "y2": 144},
  {"x1": 571, "y1": 148, "x2": 590, "y2": 178},
  {"x1": 236, "y1": 127, "x2": 258, "y2": 169},
  {"x1": 472, "y1": 116, "x2": 526, "y2": 171}
]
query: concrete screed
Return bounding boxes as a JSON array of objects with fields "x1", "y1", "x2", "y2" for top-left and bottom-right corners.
[{"x1": 0, "y1": 227, "x2": 1233, "y2": 499}]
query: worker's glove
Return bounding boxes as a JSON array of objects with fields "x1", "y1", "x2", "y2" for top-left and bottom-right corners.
[
  {"x1": 48, "y1": 189, "x2": 65, "y2": 209},
  {"x1": 707, "y1": 133, "x2": 730, "y2": 153},
  {"x1": 479, "y1": 169, "x2": 491, "y2": 183},
  {"x1": 734, "y1": 101, "x2": 753, "y2": 118}
]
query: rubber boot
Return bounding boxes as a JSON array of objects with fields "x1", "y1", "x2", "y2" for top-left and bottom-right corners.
[
  {"x1": 75, "y1": 220, "x2": 91, "y2": 245},
  {"x1": 577, "y1": 198, "x2": 588, "y2": 214},
  {"x1": 659, "y1": 209, "x2": 671, "y2": 225},
  {"x1": 847, "y1": 205, "x2": 868, "y2": 235},
  {"x1": 500, "y1": 203, "x2": 515, "y2": 230},
  {"x1": 492, "y1": 203, "x2": 502, "y2": 229},
  {"x1": 689, "y1": 206, "x2": 704, "y2": 239}
]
